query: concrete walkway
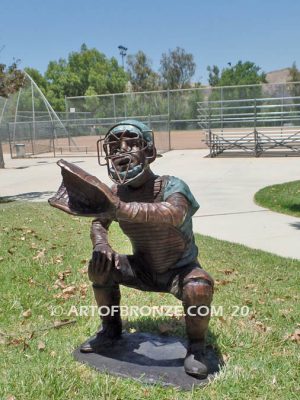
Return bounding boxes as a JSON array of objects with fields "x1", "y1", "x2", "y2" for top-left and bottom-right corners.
[{"x1": 1, "y1": 151, "x2": 300, "y2": 260}]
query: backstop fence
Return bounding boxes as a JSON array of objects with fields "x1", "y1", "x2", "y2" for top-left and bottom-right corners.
[{"x1": 1, "y1": 79, "x2": 300, "y2": 158}]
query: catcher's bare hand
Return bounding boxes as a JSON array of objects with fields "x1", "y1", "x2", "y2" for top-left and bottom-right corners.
[{"x1": 88, "y1": 244, "x2": 115, "y2": 285}]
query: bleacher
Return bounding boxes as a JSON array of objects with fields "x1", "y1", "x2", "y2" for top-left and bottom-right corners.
[{"x1": 198, "y1": 96, "x2": 300, "y2": 157}]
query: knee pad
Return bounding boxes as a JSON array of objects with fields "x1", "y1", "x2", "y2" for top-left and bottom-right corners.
[
  {"x1": 183, "y1": 268, "x2": 214, "y2": 288},
  {"x1": 182, "y1": 269, "x2": 214, "y2": 306}
]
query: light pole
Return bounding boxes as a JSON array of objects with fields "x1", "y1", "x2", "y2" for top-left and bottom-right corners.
[{"x1": 118, "y1": 45, "x2": 128, "y2": 69}]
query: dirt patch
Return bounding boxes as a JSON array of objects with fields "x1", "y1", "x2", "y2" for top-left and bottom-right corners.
[
  {"x1": 2, "y1": 130, "x2": 208, "y2": 155},
  {"x1": 170, "y1": 130, "x2": 207, "y2": 149}
]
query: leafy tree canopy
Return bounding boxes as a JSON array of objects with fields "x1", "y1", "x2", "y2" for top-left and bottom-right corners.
[
  {"x1": 0, "y1": 62, "x2": 25, "y2": 168},
  {"x1": 25, "y1": 44, "x2": 129, "y2": 111},
  {"x1": 160, "y1": 47, "x2": 196, "y2": 89},
  {"x1": 207, "y1": 61, "x2": 266, "y2": 86},
  {"x1": 289, "y1": 62, "x2": 300, "y2": 82},
  {"x1": 288, "y1": 62, "x2": 300, "y2": 98},
  {"x1": 207, "y1": 65, "x2": 220, "y2": 86},
  {"x1": 126, "y1": 51, "x2": 160, "y2": 91},
  {"x1": 24, "y1": 67, "x2": 48, "y2": 93},
  {"x1": 0, "y1": 61, "x2": 25, "y2": 98}
]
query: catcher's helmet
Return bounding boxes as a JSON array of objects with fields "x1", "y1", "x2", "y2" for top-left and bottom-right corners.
[{"x1": 97, "y1": 120, "x2": 156, "y2": 185}]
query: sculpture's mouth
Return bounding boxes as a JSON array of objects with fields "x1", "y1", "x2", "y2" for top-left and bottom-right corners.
[{"x1": 113, "y1": 154, "x2": 139, "y2": 172}]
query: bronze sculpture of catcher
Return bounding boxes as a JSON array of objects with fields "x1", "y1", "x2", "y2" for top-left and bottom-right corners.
[{"x1": 49, "y1": 120, "x2": 214, "y2": 379}]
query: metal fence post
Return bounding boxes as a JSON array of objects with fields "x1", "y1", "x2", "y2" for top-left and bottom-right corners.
[
  {"x1": 31, "y1": 80, "x2": 36, "y2": 155},
  {"x1": 221, "y1": 87, "x2": 224, "y2": 132},
  {"x1": 7, "y1": 123, "x2": 13, "y2": 159},
  {"x1": 52, "y1": 122, "x2": 56, "y2": 157},
  {"x1": 29, "y1": 122, "x2": 34, "y2": 155},
  {"x1": 113, "y1": 94, "x2": 116, "y2": 122},
  {"x1": 124, "y1": 94, "x2": 127, "y2": 118},
  {"x1": 0, "y1": 140, "x2": 4, "y2": 168},
  {"x1": 281, "y1": 84, "x2": 284, "y2": 133},
  {"x1": 0, "y1": 99, "x2": 7, "y2": 168},
  {"x1": 12, "y1": 88, "x2": 22, "y2": 148},
  {"x1": 208, "y1": 102, "x2": 213, "y2": 157},
  {"x1": 167, "y1": 89, "x2": 171, "y2": 150},
  {"x1": 253, "y1": 99, "x2": 258, "y2": 156}
]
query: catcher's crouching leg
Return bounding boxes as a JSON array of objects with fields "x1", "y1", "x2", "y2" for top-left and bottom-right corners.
[
  {"x1": 80, "y1": 271, "x2": 122, "y2": 353},
  {"x1": 182, "y1": 268, "x2": 214, "y2": 378}
]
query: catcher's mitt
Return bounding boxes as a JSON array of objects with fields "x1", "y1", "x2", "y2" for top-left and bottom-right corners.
[{"x1": 48, "y1": 159, "x2": 119, "y2": 217}]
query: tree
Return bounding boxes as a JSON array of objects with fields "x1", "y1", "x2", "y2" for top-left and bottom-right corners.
[
  {"x1": 288, "y1": 62, "x2": 300, "y2": 104},
  {"x1": 126, "y1": 51, "x2": 160, "y2": 91},
  {"x1": 0, "y1": 62, "x2": 25, "y2": 168},
  {"x1": 207, "y1": 65, "x2": 220, "y2": 86},
  {"x1": 289, "y1": 62, "x2": 300, "y2": 82},
  {"x1": 88, "y1": 57, "x2": 128, "y2": 94},
  {"x1": 24, "y1": 67, "x2": 48, "y2": 93},
  {"x1": 160, "y1": 47, "x2": 196, "y2": 89},
  {"x1": 0, "y1": 61, "x2": 25, "y2": 98},
  {"x1": 207, "y1": 61, "x2": 266, "y2": 87},
  {"x1": 45, "y1": 59, "x2": 81, "y2": 110},
  {"x1": 43, "y1": 44, "x2": 129, "y2": 111},
  {"x1": 67, "y1": 44, "x2": 128, "y2": 95}
]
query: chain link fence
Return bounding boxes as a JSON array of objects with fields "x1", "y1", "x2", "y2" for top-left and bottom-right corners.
[
  {"x1": 0, "y1": 73, "x2": 69, "y2": 158},
  {"x1": 1, "y1": 80, "x2": 300, "y2": 158},
  {"x1": 65, "y1": 82, "x2": 300, "y2": 154}
]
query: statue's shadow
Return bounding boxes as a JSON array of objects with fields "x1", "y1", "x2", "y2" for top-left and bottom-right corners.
[{"x1": 74, "y1": 317, "x2": 223, "y2": 389}]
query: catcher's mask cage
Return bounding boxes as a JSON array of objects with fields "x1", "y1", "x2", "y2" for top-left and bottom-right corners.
[{"x1": 97, "y1": 121, "x2": 156, "y2": 185}]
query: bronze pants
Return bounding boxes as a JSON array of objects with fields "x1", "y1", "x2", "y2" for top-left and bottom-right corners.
[{"x1": 91, "y1": 257, "x2": 214, "y2": 345}]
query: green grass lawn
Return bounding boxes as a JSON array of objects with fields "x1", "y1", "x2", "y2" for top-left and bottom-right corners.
[
  {"x1": 0, "y1": 202, "x2": 299, "y2": 400},
  {"x1": 254, "y1": 180, "x2": 300, "y2": 218}
]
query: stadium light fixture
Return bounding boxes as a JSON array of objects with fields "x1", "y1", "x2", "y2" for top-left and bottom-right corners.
[{"x1": 118, "y1": 45, "x2": 128, "y2": 69}]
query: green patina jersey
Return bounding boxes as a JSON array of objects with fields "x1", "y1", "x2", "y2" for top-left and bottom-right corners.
[{"x1": 163, "y1": 176, "x2": 200, "y2": 267}]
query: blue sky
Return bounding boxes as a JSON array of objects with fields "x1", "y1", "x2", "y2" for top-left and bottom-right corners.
[{"x1": 1, "y1": 0, "x2": 300, "y2": 84}]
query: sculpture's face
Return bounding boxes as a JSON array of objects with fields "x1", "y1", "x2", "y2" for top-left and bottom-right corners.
[
  {"x1": 104, "y1": 130, "x2": 146, "y2": 184},
  {"x1": 100, "y1": 122, "x2": 156, "y2": 185}
]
